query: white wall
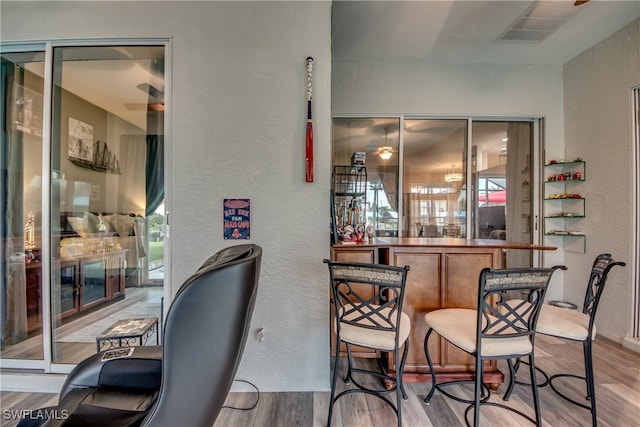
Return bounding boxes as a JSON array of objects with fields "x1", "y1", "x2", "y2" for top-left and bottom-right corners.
[
  {"x1": 332, "y1": 60, "x2": 567, "y2": 300},
  {"x1": 562, "y1": 19, "x2": 640, "y2": 342},
  {"x1": 2, "y1": 1, "x2": 332, "y2": 392}
]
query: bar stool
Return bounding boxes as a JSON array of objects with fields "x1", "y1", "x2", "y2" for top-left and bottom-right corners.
[
  {"x1": 511, "y1": 253, "x2": 626, "y2": 427},
  {"x1": 324, "y1": 260, "x2": 411, "y2": 427},
  {"x1": 423, "y1": 266, "x2": 565, "y2": 427}
]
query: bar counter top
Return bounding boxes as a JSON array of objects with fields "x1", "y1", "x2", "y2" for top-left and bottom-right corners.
[{"x1": 334, "y1": 237, "x2": 556, "y2": 251}]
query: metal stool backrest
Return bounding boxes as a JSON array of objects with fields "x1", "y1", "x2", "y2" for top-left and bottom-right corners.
[
  {"x1": 477, "y1": 266, "x2": 565, "y2": 354},
  {"x1": 582, "y1": 253, "x2": 626, "y2": 335},
  {"x1": 325, "y1": 261, "x2": 410, "y2": 348}
]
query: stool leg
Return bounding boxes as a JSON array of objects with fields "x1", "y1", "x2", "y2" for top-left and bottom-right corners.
[
  {"x1": 327, "y1": 343, "x2": 341, "y2": 427},
  {"x1": 584, "y1": 340, "x2": 597, "y2": 427},
  {"x1": 396, "y1": 345, "x2": 403, "y2": 427},
  {"x1": 528, "y1": 354, "x2": 542, "y2": 427},
  {"x1": 473, "y1": 353, "x2": 484, "y2": 427},
  {"x1": 423, "y1": 329, "x2": 437, "y2": 404}
]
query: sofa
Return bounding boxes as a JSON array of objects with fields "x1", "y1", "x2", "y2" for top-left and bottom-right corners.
[{"x1": 59, "y1": 211, "x2": 147, "y2": 286}]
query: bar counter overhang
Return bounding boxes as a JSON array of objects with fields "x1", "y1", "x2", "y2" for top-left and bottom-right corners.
[{"x1": 331, "y1": 237, "x2": 556, "y2": 386}]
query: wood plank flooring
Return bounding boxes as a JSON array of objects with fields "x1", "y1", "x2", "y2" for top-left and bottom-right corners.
[{"x1": 2, "y1": 334, "x2": 639, "y2": 426}]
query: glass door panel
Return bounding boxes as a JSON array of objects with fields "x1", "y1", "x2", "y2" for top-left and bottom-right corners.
[
  {"x1": 472, "y1": 121, "x2": 533, "y2": 267},
  {"x1": 332, "y1": 118, "x2": 400, "y2": 237},
  {"x1": 1, "y1": 50, "x2": 46, "y2": 360},
  {"x1": 50, "y1": 45, "x2": 164, "y2": 364},
  {"x1": 403, "y1": 119, "x2": 467, "y2": 238}
]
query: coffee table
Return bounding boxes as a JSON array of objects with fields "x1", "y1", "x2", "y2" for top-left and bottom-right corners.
[{"x1": 96, "y1": 317, "x2": 159, "y2": 352}]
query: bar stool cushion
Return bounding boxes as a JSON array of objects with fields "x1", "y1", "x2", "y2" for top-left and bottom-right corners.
[
  {"x1": 537, "y1": 303, "x2": 595, "y2": 340},
  {"x1": 425, "y1": 308, "x2": 532, "y2": 357},
  {"x1": 504, "y1": 301, "x2": 595, "y2": 341},
  {"x1": 337, "y1": 304, "x2": 411, "y2": 351}
]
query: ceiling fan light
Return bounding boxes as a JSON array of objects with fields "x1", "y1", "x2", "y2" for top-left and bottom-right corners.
[
  {"x1": 444, "y1": 172, "x2": 463, "y2": 182},
  {"x1": 379, "y1": 147, "x2": 393, "y2": 160}
]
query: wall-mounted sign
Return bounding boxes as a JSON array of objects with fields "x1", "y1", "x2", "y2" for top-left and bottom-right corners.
[{"x1": 223, "y1": 198, "x2": 251, "y2": 240}]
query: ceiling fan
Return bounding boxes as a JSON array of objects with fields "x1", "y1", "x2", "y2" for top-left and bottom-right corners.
[
  {"x1": 124, "y1": 83, "x2": 165, "y2": 112},
  {"x1": 574, "y1": 0, "x2": 590, "y2": 5},
  {"x1": 364, "y1": 126, "x2": 397, "y2": 160}
]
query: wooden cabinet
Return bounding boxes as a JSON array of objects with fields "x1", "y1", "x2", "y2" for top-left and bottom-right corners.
[
  {"x1": 388, "y1": 246, "x2": 502, "y2": 384},
  {"x1": 26, "y1": 250, "x2": 127, "y2": 330}
]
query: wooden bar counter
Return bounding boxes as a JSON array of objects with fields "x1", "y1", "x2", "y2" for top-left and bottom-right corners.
[{"x1": 331, "y1": 237, "x2": 556, "y2": 386}]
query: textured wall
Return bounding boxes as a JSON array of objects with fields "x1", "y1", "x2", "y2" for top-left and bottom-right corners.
[
  {"x1": 563, "y1": 18, "x2": 640, "y2": 341},
  {"x1": 2, "y1": 1, "x2": 332, "y2": 391}
]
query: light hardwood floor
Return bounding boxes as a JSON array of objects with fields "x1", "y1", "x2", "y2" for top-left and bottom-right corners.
[{"x1": 2, "y1": 334, "x2": 639, "y2": 426}]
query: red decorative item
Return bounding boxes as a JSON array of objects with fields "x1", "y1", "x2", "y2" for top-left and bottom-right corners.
[{"x1": 305, "y1": 57, "x2": 314, "y2": 183}]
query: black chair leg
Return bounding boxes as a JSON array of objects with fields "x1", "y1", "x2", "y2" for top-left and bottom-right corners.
[
  {"x1": 472, "y1": 354, "x2": 483, "y2": 427},
  {"x1": 423, "y1": 328, "x2": 437, "y2": 404},
  {"x1": 528, "y1": 354, "x2": 542, "y2": 427},
  {"x1": 327, "y1": 343, "x2": 342, "y2": 427},
  {"x1": 396, "y1": 346, "x2": 404, "y2": 427},
  {"x1": 504, "y1": 358, "x2": 516, "y2": 401},
  {"x1": 344, "y1": 343, "x2": 353, "y2": 385},
  {"x1": 398, "y1": 342, "x2": 410, "y2": 400},
  {"x1": 584, "y1": 340, "x2": 597, "y2": 427}
]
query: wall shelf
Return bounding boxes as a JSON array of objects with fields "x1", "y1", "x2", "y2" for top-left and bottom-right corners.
[{"x1": 543, "y1": 159, "x2": 586, "y2": 253}]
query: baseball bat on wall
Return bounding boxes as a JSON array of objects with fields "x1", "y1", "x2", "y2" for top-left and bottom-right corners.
[{"x1": 305, "y1": 57, "x2": 314, "y2": 183}]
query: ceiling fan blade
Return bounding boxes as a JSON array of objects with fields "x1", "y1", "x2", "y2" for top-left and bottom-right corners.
[
  {"x1": 137, "y1": 83, "x2": 164, "y2": 103},
  {"x1": 124, "y1": 102, "x2": 165, "y2": 112},
  {"x1": 574, "y1": 0, "x2": 590, "y2": 5}
]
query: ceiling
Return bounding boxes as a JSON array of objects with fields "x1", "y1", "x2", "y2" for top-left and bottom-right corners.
[
  {"x1": 331, "y1": 0, "x2": 639, "y2": 175},
  {"x1": 332, "y1": 0, "x2": 640, "y2": 65}
]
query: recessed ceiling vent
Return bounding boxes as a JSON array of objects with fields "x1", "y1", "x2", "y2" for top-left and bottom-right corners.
[{"x1": 498, "y1": 1, "x2": 584, "y2": 43}]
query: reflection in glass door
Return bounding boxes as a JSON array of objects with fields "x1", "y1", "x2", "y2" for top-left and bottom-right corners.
[
  {"x1": 332, "y1": 116, "x2": 535, "y2": 268},
  {"x1": 1, "y1": 50, "x2": 46, "y2": 361},
  {"x1": 50, "y1": 45, "x2": 165, "y2": 364},
  {"x1": 2, "y1": 44, "x2": 166, "y2": 369},
  {"x1": 332, "y1": 118, "x2": 400, "y2": 237},
  {"x1": 403, "y1": 119, "x2": 468, "y2": 238}
]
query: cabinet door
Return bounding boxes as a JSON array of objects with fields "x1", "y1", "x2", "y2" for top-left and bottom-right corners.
[
  {"x1": 26, "y1": 263, "x2": 43, "y2": 333},
  {"x1": 55, "y1": 261, "x2": 79, "y2": 319},
  {"x1": 389, "y1": 247, "x2": 500, "y2": 377},
  {"x1": 441, "y1": 252, "x2": 496, "y2": 372},
  {"x1": 108, "y1": 252, "x2": 126, "y2": 298},
  {"x1": 330, "y1": 248, "x2": 378, "y2": 358},
  {"x1": 80, "y1": 258, "x2": 108, "y2": 309}
]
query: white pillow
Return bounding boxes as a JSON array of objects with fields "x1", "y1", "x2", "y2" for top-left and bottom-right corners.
[
  {"x1": 105, "y1": 214, "x2": 135, "y2": 237},
  {"x1": 67, "y1": 212, "x2": 99, "y2": 237}
]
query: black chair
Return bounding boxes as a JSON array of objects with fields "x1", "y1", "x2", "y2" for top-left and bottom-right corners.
[
  {"x1": 324, "y1": 260, "x2": 411, "y2": 427},
  {"x1": 511, "y1": 253, "x2": 626, "y2": 427},
  {"x1": 19, "y1": 244, "x2": 262, "y2": 427},
  {"x1": 423, "y1": 266, "x2": 565, "y2": 427}
]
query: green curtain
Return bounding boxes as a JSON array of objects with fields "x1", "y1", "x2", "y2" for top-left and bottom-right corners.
[{"x1": 145, "y1": 135, "x2": 164, "y2": 217}]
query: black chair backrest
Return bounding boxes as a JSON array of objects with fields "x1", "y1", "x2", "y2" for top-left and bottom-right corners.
[
  {"x1": 582, "y1": 253, "x2": 626, "y2": 328},
  {"x1": 582, "y1": 254, "x2": 626, "y2": 316},
  {"x1": 477, "y1": 266, "x2": 565, "y2": 349},
  {"x1": 142, "y1": 244, "x2": 262, "y2": 427},
  {"x1": 324, "y1": 260, "x2": 410, "y2": 347}
]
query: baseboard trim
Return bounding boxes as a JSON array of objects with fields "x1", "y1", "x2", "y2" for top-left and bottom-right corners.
[
  {"x1": 622, "y1": 337, "x2": 640, "y2": 353},
  {"x1": 0, "y1": 372, "x2": 66, "y2": 393}
]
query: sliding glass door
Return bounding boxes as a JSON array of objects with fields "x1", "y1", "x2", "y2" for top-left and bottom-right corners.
[
  {"x1": 1, "y1": 42, "x2": 167, "y2": 370},
  {"x1": 49, "y1": 45, "x2": 165, "y2": 364},
  {"x1": 1, "y1": 50, "x2": 46, "y2": 361}
]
